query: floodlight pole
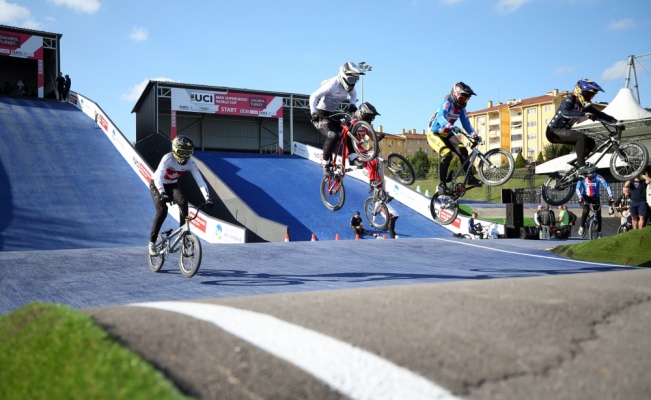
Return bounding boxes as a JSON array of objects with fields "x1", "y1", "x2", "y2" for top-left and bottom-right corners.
[{"x1": 358, "y1": 61, "x2": 373, "y2": 104}]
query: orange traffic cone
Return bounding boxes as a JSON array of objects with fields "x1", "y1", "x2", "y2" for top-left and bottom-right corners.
[
  {"x1": 335, "y1": 233, "x2": 340, "y2": 240},
  {"x1": 284, "y1": 233, "x2": 289, "y2": 242},
  {"x1": 311, "y1": 233, "x2": 316, "y2": 241},
  {"x1": 355, "y1": 233, "x2": 360, "y2": 240},
  {"x1": 383, "y1": 234, "x2": 387, "y2": 239}
]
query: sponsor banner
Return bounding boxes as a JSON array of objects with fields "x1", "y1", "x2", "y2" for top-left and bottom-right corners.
[
  {"x1": 72, "y1": 92, "x2": 246, "y2": 243},
  {"x1": 278, "y1": 118, "x2": 284, "y2": 154},
  {"x1": 171, "y1": 88, "x2": 283, "y2": 118},
  {"x1": 0, "y1": 29, "x2": 45, "y2": 97}
]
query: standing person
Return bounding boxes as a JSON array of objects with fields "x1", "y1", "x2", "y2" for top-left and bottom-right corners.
[
  {"x1": 614, "y1": 186, "x2": 632, "y2": 226},
  {"x1": 427, "y1": 82, "x2": 483, "y2": 193},
  {"x1": 624, "y1": 171, "x2": 651, "y2": 230},
  {"x1": 350, "y1": 211, "x2": 378, "y2": 238},
  {"x1": 63, "y1": 74, "x2": 71, "y2": 101},
  {"x1": 309, "y1": 62, "x2": 365, "y2": 176},
  {"x1": 576, "y1": 169, "x2": 613, "y2": 238},
  {"x1": 149, "y1": 135, "x2": 213, "y2": 255},
  {"x1": 16, "y1": 79, "x2": 26, "y2": 96},
  {"x1": 56, "y1": 72, "x2": 65, "y2": 102},
  {"x1": 557, "y1": 205, "x2": 571, "y2": 237},
  {"x1": 537, "y1": 204, "x2": 556, "y2": 239},
  {"x1": 533, "y1": 204, "x2": 543, "y2": 231},
  {"x1": 546, "y1": 79, "x2": 619, "y2": 175},
  {"x1": 386, "y1": 202, "x2": 399, "y2": 239}
]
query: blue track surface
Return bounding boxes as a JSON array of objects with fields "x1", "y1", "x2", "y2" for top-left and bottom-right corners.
[
  {"x1": 0, "y1": 97, "x2": 175, "y2": 251},
  {"x1": 196, "y1": 152, "x2": 451, "y2": 242}
]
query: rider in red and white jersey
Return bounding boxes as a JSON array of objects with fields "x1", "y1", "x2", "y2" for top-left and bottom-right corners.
[{"x1": 148, "y1": 135, "x2": 213, "y2": 255}]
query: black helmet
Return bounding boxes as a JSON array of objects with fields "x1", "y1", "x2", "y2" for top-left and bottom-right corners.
[
  {"x1": 171, "y1": 135, "x2": 194, "y2": 165},
  {"x1": 337, "y1": 62, "x2": 364, "y2": 92},
  {"x1": 355, "y1": 102, "x2": 380, "y2": 123},
  {"x1": 450, "y1": 82, "x2": 476, "y2": 109}
]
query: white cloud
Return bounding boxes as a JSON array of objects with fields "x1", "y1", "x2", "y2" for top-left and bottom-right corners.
[
  {"x1": 0, "y1": 0, "x2": 33, "y2": 25},
  {"x1": 494, "y1": 0, "x2": 531, "y2": 14},
  {"x1": 47, "y1": 0, "x2": 101, "y2": 14},
  {"x1": 600, "y1": 60, "x2": 629, "y2": 81},
  {"x1": 128, "y1": 26, "x2": 148, "y2": 42},
  {"x1": 121, "y1": 78, "x2": 175, "y2": 102},
  {"x1": 553, "y1": 66, "x2": 576, "y2": 75},
  {"x1": 607, "y1": 18, "x2": 635, "y2": 31}
]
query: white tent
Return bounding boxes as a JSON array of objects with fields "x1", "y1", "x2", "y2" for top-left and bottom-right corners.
[{"x1": 536, "y1": 87, "x2": 651, "y2": 174}]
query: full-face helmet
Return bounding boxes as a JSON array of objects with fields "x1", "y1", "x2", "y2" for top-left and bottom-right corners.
[
  {"x1": 355, "y1": 102, "x2": 380, "y2": 123},
  {"x1": 337, "y1": 62, "x2": 365, "y2": 92},
  {"x1": 172, "y1": 135, "x2": 194, "y2": 165},
  {"x1": 574, "y1": 79, "x2": 604, "y2": 107},
  {"x1": 450, "y1": 82, "x2": 476, "y2": 109}
]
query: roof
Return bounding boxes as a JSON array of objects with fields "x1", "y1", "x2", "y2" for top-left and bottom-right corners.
[{"x1": 0, "y1": 24, "x2": 62, "y2": 39}]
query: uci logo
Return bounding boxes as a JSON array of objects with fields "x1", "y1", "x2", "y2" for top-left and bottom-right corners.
[{"x1": 190, "y1": 93, "x2": 213, "y2": 103}]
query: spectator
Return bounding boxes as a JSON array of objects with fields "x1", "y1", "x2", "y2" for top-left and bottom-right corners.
[
  {"x1": 558, "y1": 205, "x2": 571, "y2": 237},
  {"x1": 56, "y1": 72, "x2": 65, "y2": 102},
  {"x1": 625, "y1": 171, "x2": 651, "y2": 229},
  {"x1": 350, "y1": 210, "x2": 378, "y2": 238},
  {"x1": 537, "y1": 204, "x2": 556, "y2": 239},
  {"x1": 386, "y1": 202, "x2": 399, "y2": 239},
  {"x1": 614, "y1": 186, "x2": 632, "y2": 226},
  {"x1": 468, "y1": 212, "x2": 483, "y2": 238},
  {"x1": 576, "y1": 169, "x2": 613, "y2": 238},
  {"x1": 533, "y1": 204, "x2": 543, "y2": 230},
  {"x1": 63, "y1": 74, "x2": 71, "y2": 102},
  {"x1": 16, "y1": 79, "x2": 26, "y2": 96}
]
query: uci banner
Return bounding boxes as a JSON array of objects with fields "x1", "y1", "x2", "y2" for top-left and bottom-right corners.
[
  {"x1": 171, "y1": 88, "x2": 283, "y2": 118},
  {"x1": 0, "y1": 29, "x2": 44, "y2": 97}
]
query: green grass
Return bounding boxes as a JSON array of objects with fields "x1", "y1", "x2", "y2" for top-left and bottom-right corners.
[
  {"x1": 551, "y1": 228, "x2": 651, "y2": 267},
  {"x1": 0, "y1": 303, "x2": 194, "y2": 400}
]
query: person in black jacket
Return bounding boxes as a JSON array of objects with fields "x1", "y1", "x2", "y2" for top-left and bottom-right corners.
[
  {"x1": 350, "y1": 211, "x2": 378, "y2": 238},
  {"x1": 546, "y1": 79, "x2": 619, "y2": 175},
  {"x1": 56, "y1": 72, "x2": 65, "y2": 102},
  {"x1": 63, "y1": 74, "x2": 71, "y2": 101}
]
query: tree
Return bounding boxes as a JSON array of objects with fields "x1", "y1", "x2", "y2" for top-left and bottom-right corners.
[
  {"x1": 537, "y1": 151, "x2": 544, "y2": 163},
  {"x1": 515, "y1": 151, "x2": 526, "y2": 168},
  {"x1": 543, "y1": 143, "x2": 573, "y2": 160},
  {"x1": 409, "y1": 148, "x2": 430, "y2": 180}
]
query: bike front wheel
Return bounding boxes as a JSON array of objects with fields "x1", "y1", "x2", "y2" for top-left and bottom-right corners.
[
  {"x1": 477, "y1": 148, "x2": 515, "y2": 186},
  {"x1": 320, "y1": 175, "x2": 346, "y2": 211},
  {"x1": 610, "y1": 142, "x2": 649, "y2": 181},
  {"x1": 364, "y1": 196, "x2": 389, "y2": 230},
  {"x1": 350, "y1": 121, "x2": 378, "y2": 162},
  {"x1": 541, "y1": 174, "x2": 575, "y2": 206},
  {"x1": 617, "y1": 224, "x2": 630, "y2": 234},
  {"x1": 385, "y1": 153, "x2": 416, "y2": 185},
  {"x1": 148, "y1": 234, "x2": 166, "y2": 272},
  {"x1": 588, "y1": 219, "x2": 599, "y2": 240},
  {"x1": 179, "y1": 234, "x2": 202, "y2": 278},
  {"x1": 429, "y1": 192, "x2": 459, "y2": 225}
]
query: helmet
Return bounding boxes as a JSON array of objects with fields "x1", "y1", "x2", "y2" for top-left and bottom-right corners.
[
  {"x1": 450, "y1": 82, "x2": 476, "y2": 109},
  {"x1": 355, "y1": 102, "x2": 380, "y2": 123},
  {"x1": 171, "y1": 135, "x2": 194, "y2": 164},
  {"x1": 574, "y1": 79, "x2": 604, "y2": 107},
  {"x1": 337, "y1": 62, "x2": 364, "y2": 92}
]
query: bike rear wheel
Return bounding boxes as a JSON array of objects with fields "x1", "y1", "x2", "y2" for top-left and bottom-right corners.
[
  {"x1": 477, "y1": 148, "x2": 515, "y2": 186},
  {"x1": 541, "y1": 174, "x2": 575, "y2": 206},
  {"x1": 179, "y1": 233, "x2": 202, "y2": 278},
  {"x1": 429, "y1": 192, "x2": 459, "y2": 225},
  {"x1": 460, "y1": 234, "x2": 472, "y2": 239},
  {"x1": 148, "y1": 235, "x2": 166, "y2": 272},
  {"x1": 320, "y1": 175, "x2": 345, "y2": 211},
  {"x1": 385, "y1": 153, "x2": 416, "y2": 185},
  {"x1": 610, "y1": 142, "x2": 649, "y2": 181},
  {"x1": 364, "y1": 196, "x2": 389, "y2": 230},
  {"x1": 350, "y1": 121, "x2": 378, "y2": 162},
  {"x1": 616, "y1": 224, "x2": 630, "y2": 234}
]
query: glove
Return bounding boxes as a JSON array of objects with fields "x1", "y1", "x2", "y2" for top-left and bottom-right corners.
[
  {"x1": 471, "y1": 134, "x2": 482, "y2": 144},
  {"x1": 616, "y1": 120, "x2": 626, "y2": 130},
  {"x1": 450, "y1": 126, "x2": 462, "y2": 135},
  {"x1": 608, "y1": 196, "x2": 614, "y2": 205},
  {"x1": 578, "y1": 197, "x2": 584, "y2": 206},
  {"x1": 204, "y1": 197, "x2": 214, "y2": 208},
  {"x1": 347, "y1": 103, "x2": 357, "y2": 113},
  {"x1": 585, "y1": 112, "x2": 596, "y2": 121},
  {"x1": 159, "y1": 192, "x2": 171, "y2": 203},
  {"x1": 310, "y1": 113, "x2": 320, "y2": 123}
]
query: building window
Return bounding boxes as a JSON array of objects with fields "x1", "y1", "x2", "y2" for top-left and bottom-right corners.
[
  {"x1": 511, "y1": 134, "x2": 522, "y2": 141},
  {"x1": 527, "y1": 108, "x2": 537, "y2": 115},
  {"x1": 527, "y1": 121, "x2": 537, "y2": 127},
  {"x1": 527, "y1": 134, "x2": 537, "y2": 140},
  {"x1": 511, "y1": 146, "x2": 522, "y2": 154},
  {"x1": 544, "y1": 105, "x2": 552, "y2": 112}
]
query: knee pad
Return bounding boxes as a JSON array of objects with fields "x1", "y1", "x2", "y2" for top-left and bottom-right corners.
[
  {"x1": 440, "y1": 151, "x2": 453, "y2": 164},
  {"x1": 327, "y1": 130, "x2": 338, "y2": 139}
]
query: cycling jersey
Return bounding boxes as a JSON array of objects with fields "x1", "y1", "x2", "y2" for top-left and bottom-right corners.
[
  {"x1": 575, "y1": 173, "x2": 613, "y2": 198},
  {"x1": 548, "y1": 95, "x2": 616, "y2": 130},
  {"x1": 309, "y1": 77, "x2": 358, "y2": 114},
  {"x1": 428, "y1": 97, "x2": 475, "y2": 136},
  {"x1": 153, "y1": 153, "x2": 210, "y2": 199}
]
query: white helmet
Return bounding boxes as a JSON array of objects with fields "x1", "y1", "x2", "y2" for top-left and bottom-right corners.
[{"x1": 337, "y1": 62, "x2": 364, "y2": 92}]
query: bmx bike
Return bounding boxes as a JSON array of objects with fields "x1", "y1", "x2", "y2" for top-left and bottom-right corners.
[
  {"x1": 320, "y1": 112, "x2": 379, "y2": 211},
  {"x1": 577, "y1": 202, "x2": 605, "y2": 240},
  {"x1": 147, "y1": 202, "x2": 210, "y2": 278},
  {"x1": 541, "y1": 120, "x2": 648, "y2": 206},
  {"x1": 429, "y1": 134, "x2": 515, "y2": 225}
]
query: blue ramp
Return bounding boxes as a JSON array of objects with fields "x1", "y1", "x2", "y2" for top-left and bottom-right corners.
[
  {"x1": 195, "y1": 152, "x2": 450, "y2": 241},
  {"x1": 0, "y1": 97, "x2": 171, "y2": 251}
]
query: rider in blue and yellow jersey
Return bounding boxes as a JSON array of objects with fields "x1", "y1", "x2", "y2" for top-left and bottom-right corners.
[{"x1": 427, "y1": 82, "x2": 483, "y2": 193}]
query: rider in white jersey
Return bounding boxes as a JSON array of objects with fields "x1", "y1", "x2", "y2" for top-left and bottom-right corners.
[{"x1": 148, "y1": 135, "x2": 213, "y2": 255}]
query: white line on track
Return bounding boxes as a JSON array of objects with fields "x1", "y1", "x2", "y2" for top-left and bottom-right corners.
[
  {"x1": 433, "y1": 238, "x2": 628, "y2": 267},
  {"x1": 132, "y1": 301, "x2": 462, "y2": 400}
]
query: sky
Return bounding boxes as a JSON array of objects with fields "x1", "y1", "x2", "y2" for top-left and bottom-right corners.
[{"x1": 2, "y1": 0, "x2": 651, "y2": 143}]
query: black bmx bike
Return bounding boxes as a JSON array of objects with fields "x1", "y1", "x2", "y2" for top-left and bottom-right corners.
[
  {"x1": 429, "y1": 134, "x2": 515, "y2": 225},
  {"x1": 541, "y1": 120, "x2": 648, "y2": 206},
  {"x1": 148, "y1": 202, "x2": 209, "y2": 278}
]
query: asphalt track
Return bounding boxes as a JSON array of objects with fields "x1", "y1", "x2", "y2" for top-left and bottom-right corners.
[{"x1": 2, "y1": 97, "x2": 651, "y2": 399}]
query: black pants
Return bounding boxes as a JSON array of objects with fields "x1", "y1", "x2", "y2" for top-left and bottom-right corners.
[
  {"x1": 149, "y1": 181, "x2": 188, "y2": 243},
  {"x1": 388, "y1": 216, "x2": 398, "y2": 238},
  {"x1": 580, "y1": 196, "x2": 602, "y2": 232},
  {"x1": 313, "y1": 114, "x2": 354, "y2": 163},
  {"x1": 546, "y1": 127, "x2": 595, "y2": 167},
  {"x1": 438, "y1": 134, "x2": 470, "y2": 182}
]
